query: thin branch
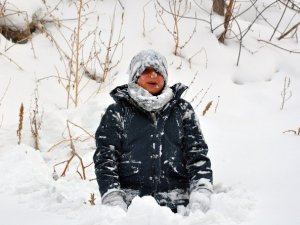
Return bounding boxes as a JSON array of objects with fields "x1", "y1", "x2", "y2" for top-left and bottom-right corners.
[
  {"x1": 278, "y1": 21, "x2": 300, "y2": 40},
  {"x1": 143, "y1": 0, "x2": 152, "y2": 37},
  {"x1": 67, "y1": 120, "x2": 94, "y2": 139},
  {"x1": 156, "y1": 0, "x2": 210, "y2": 24},
  {"x1": 269, "y1": 0, "x2": 289, "y2": 41},
  {"x1": 0, "y1": 52, "x2": 23, "y2": 70},
  {"x1": 0, "y1": 78, "x2": 11, "y2": 107},
  {"x1": 258, "y1": 39, "x2": 300, "y2": 53}
]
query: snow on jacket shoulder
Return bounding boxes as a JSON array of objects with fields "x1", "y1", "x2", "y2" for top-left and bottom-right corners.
[{"x1": 93, "y1": 83, "x2": 213, "y2": 210}]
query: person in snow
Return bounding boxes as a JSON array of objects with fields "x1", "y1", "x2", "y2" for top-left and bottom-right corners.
[{"x1": 93, "y1": 50, "x2": 213, "y2": 214}]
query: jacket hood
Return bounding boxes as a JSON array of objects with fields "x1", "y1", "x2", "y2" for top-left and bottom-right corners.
[
  {"x1": 110, "y1": 83, "x2": 188, "y2": 103},
  {"x1": 128, "y1": 50, "x2": 168, "y2": 84}
]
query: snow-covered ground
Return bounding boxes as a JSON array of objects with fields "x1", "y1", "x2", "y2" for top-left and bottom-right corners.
[{"x1": 0, "y1": 0, "x2": 300, "y2": 224}]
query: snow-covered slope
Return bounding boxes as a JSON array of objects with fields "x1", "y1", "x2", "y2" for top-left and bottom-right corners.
[{"x1": 0, "y1": 0, "x2": 300, "y2": 224}]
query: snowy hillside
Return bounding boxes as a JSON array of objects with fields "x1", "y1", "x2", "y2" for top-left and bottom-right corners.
[{"x1": 0, "y1": 0, "x2": 300, "y2": 225}]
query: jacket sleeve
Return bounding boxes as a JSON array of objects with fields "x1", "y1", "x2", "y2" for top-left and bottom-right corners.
[
  {"x1": 180, "y1": 100, "x2": 213, "y2": 194},
  {"x1": 93, "y1": 103, "x2": 125, "y2": 199}
]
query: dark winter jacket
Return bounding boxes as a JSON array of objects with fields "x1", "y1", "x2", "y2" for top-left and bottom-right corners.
[{"x1": 93, "y1": 83, "x2": 213, "y2": 210}]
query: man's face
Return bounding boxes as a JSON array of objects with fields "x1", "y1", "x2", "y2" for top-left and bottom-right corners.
[{"x1": 137, "y1": 67, "x2": 165, "y2": 95}]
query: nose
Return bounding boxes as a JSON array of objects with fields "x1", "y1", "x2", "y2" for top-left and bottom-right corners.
[{"x1": 150, "y1": 70, "x2": 158, "y2": 78}]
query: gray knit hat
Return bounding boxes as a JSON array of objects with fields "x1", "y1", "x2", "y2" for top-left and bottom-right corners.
[{"x1": 128, "y1": 49, "x2": 168, "y2": 84}]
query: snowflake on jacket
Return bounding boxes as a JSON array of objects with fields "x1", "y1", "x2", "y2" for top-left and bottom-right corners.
[{"x1": 93, "y1": 50, "x2": 213, "y2": 213}]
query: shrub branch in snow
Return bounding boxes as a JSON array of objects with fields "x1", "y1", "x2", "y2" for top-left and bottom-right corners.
[
  {"x1": 29, "y1": 85, "x2": 43, "y2": 150},
  {"x1": 202, "y1": 100, "x2": 213, "y2": 116},
  {"x1": 218, "y1": 0, "x2": 234, "y2": 43},
  {"x1": 188, "y1": 47, "x2": 208, "y2": 69},
  {"x1": 280, "y1": 76, "x2": 292, "y2": 110},
  {"x1": 155, "y1": 0, "x2": 197, "y2": 56},
  {"x1": 34, "y1": 1, "x2": 124, "y2": 107},
  {"x1": 52, "y1": 120, "x2": 94, "y2": 180},
  {"x1": 0, "y1": 50, "x2": 23, "y2": 70},
  {"x1": 213, "y1": 0, "x2": 225, "y2": 16},
  {"x1": 142, "y1": 0, "x2": 153, "y2": 37},
  {"x1": 278, "y1": 20, "x2": 300, "y2": 40},
  {"x1": 96, "y1": 3, "x2": 124, "y2": 86},
  {"x1": 194, "y1": 83, "x2": 212, "y2": 110},
  {"x1": 16, "y1": 103, "x2": 24, "y2": 145},
  {"x1": 214, "y1": 96, "x2": 220, "y2": 113},
  {"x1": 283, "y1": 127, "x2": 300, "y2": 135},
  {"x1": 0, "y1": 77, "x2": 10, "y2": 108},
  {"x1": 0, "y1": 78, "x2": 11, "y2": 128},
  {"x1": 88, "y1": 193, "x2": 96, "y2": 206}
]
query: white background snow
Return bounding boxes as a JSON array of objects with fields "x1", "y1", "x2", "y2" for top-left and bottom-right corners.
[{"x1": 0, "y1": 0, "x2": 300, "y2": 224}]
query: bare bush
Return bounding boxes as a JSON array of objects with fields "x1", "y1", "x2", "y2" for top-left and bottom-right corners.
[
  {"x1": 36, "y1": 0, "x2": 124, "y2": 107},
  {"x1": 206, "y1": 0, "x2": 300, "y2": 64},
  {"x1": 50, "y1": 120, "x2": 94, "y2": 180},
  {"x1": 155, "y1": 0, "x2": 197, "y2": 56},
  {"x1": 97, "y1": 5, "x2": 124, "y2": 84}
]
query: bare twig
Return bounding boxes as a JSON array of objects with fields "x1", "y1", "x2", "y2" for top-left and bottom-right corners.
[
  {"x1": 17, "y1": 103, "x2": 24, "y2": 145},
  {"x1": 0, "y1": 52, "x2": 23, "y2": 70},
  {"x1": 30, "y1": 85, "x2": 43, "y2": 150},
  {"x1": 213, "y1": 0, "x2": 225, "y2": 16},
  {"x1": 258, "y1": 39, "x2": 300, "y2": 53},
  {"x1": 88, "y1": 193, "x2": 96, "y2": 205},
  {"x1": 99, "y1": 4, "x2": 125, "y2": 84},
  {"x1": 188, "y1": 48, "x2": 208, "y2": 69},
  {"x1": 47, "y1": 138, "x2": 72, "y2": 152},
  {"x1": 270, "y1": 0, "x2": 289, "y2": 41},
  {"x1": 218, "y1": 0, "x2": 234, "y2": 43},
  {"x1": 202, "y1": 100, "x2": 213, "y2": 116},
  {"x1": 183, "y1": 71, "x2": 198, "y2": 98},
  {"x1": 278, "y1": 21, "x2": 300, "y2": 40},
  {"x1": 190, "y1": 88, "x2": 203, "y2": 104},
  {"x1": 67, "y1": 120, "x2": 94, "y2": 139},
  {"x1": 74, "y1": 0, "x2": 83, "y2": 107},
  {"x1": 156, "y1": 0, "x2": 210, "y2": 24},
  {"x1": 283, "y1": 127, "x2": 300, "y2": 135},
  {"x1": 280, "y1": 76, "x2": 292, "y2": 110},
  {"x1": 155, "y1": 0, "x2": 196, "y2": 56},
  {"x1": 283, "y1": 129, "x2": 297, "y2": 135},
  {"x1": 0, "y1": 115, "x2": 3, "y2": 128},
  {"x1": 0, "y1": 78, "x2": 11, "y2": 107},
  {"x1": 117, "y1": 0, "x2": 125, "y2": 10},
  {"x1": 214, "y1": 96, "x2": 220, "y2": 113},
  {"x1": 53, "y1": 120, "x2": 89, "y2": 180},
  {"x1": 195, "y1": 84, "x2": 212, "y2": 109},
  {"x1": 143, "y1": 0, "x2": 152, "y2": 37}
]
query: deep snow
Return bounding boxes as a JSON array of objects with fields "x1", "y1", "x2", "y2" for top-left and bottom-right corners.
[{"x1": 0, "y1": 0, "x2": 300, "y2": 225}]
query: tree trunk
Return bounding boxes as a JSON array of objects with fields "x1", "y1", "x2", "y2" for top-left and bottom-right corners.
[{"x1": 213, "y1": 0, "x2": 225, "y2": 16}]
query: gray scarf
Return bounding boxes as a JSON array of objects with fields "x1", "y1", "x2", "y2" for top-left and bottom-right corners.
[{"x1": 128, "y1": 83, "x2": 174, "y2": 112}]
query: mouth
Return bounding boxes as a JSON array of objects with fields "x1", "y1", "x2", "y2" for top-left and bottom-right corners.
[{"x1": 147, "y1": 82, "x2": 158, "y2": 86}]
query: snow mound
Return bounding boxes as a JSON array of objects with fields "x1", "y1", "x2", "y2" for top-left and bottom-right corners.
[
  {"x1": 0, "y1": 144, "x2": 255, "y2": 225},
  {"x1": 0, "y1": 0, "x2": 44, "y2": 30}
]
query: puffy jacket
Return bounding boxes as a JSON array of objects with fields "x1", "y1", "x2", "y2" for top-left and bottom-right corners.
[{"x1": 93, "y1": 83, "x2": 213, "y2": 210}]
